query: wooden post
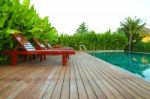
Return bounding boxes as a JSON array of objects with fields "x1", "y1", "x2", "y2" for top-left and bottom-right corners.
[
  {"x1": 62, "y1": 54, "x2": 67, "y2": 66},
  {"x1": 23, "y1": 55, "x2": 27, "y2": 62},
  {"x1": 32, "y1": 55, "x2": 36, "y2": 60},
  {"x1": 40, "y1": 55, "x2": 43, "y2": 61},
  {"x1": 11, "y1": 51, "x2": 17, "y2": 65},
  {"x1": 44, "y1": 55, "x2": 46, "y2": 60},
  {"x1": 34, "y1": 55, "x2": 37, "y2": 60},
  {"x1": 67, "y1": 54, "x2": 69, "y2": 59},
  {"x1": 29, "y1": 55, "x2": 32, "y2": 62},
  {"x1": 37, "y1": 54, "x2": 40, "y2": 59}
]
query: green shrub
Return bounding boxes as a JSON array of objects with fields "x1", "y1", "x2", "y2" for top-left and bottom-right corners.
[
  {"x1": 0, "y1": 0, "x2": 58, "y2": 51},
  {"x1": 133, "y1": 41, "x2": 150, "y2": 52},
  {"x1": 57, "y1": 32, "x2": 128, "y2": 50},
  {"x1": 0, "y1": 0, "x2": 58, "y2": 63},
  {"x1": 0, "y1": 55, "x2": 8, "y2": 64}
]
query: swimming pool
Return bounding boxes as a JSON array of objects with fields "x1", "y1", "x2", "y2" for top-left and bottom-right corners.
[{"x1": 91, "y1": 52, "x2": 150, "y2": 82}]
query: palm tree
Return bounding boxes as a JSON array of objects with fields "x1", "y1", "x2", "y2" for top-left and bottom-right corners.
[{"x1": 118, "y1": 17, "x2": 146, "y2": 51}]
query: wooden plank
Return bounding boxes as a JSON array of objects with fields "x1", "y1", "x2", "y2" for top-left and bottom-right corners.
[
  {"x1": 81, "y1": 61, "x2": 116, "y2": 99},
  {"x1": 34, "y1": 66, "x2": 59, "y2": 98},
  {"x1": 74, "y1": 56, "x2": 97, "y2": 99},
  {"x1": 0, "y1": 66, "x2": 36, "y2": 96},
  {"x1": 42, "y1": 66, "x2": 62, "y2": 98},
  {"x1": 76, "y1": 53, "x2": 137, "y2": 99},
  {"x1": 60, "y1": 65, "x2": 70, "y2": 99},
  {"x1": 0, "y1": 52, "x2": 150, "y2": 99},
  {"x1": 84, "y1": 53, "x2": 147, "y2": 99},
  {"x1": 50, "y1": 66, "x2": 66, "y2": 99},
  {"x1": 7, "y1": 82, "x2": 27, "y2": 99},
  {"x1": 73, "y1": 56, "x2": 88, "y2": 99},
  {"x1": 69, "y1": 57, "x2": 78, "y2": 99},
  {"x1": 89, "y1": 57, "x2": 150, "y2": 99},
  {"x1": 87, "y1": 63, "x2": 133, "y2": 99},
  {"x1": 75, "y1": 55, "x2": 125, "y2": 99},
  {"x1": 110, "y1": 65, "x2": 150, "y2": 90},
  {"x1": 0, "y1": 66, "x2": 25, "y2": 80},
  {"x1": 74, "y1": 56, "x2": 107, "y2": 99},
  {"x1": 88, "y1": 53, "x2": 150, "y2": 89},
  {"x1": 14, "y1": 66, "x2": 49, "y2": 98},
  {"x1": 1, "y1": 81, "x2": 24, "y2": 98},
  {"x1": 101, "y1": 64, "x2": 150, "y2": 97},
  {"x1": 25, "y1": 66, "x2": 58, "y2": 98}
]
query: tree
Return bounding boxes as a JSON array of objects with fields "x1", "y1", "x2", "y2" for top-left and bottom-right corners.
[
  {"x1": 75, "y1": 22, "x2": 89, "y2": 34},
  {"x1": 118, "y1": 17, "x2": 146, "y2": 51}
]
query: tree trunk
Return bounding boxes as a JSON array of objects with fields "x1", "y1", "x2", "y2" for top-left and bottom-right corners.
[{"x1": 129, "y1": 34, "x2": 132, "y2": 51}]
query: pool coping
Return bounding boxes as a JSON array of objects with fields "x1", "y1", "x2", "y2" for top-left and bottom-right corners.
[
  {"x1": 87, "y1": 50, "x2": 124, "y2": 53},
  {"x1": 87, "y1": 50, "x2": 150, "y2": 55}
]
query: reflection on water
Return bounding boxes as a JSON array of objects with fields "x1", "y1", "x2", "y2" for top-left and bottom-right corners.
[
  {"x1": 141, "y1": 57, "x2": 149, "y2": 64},
  {"x1": 132, "y1": 57, "x2": 137, "y2": 62},
  {"x1": 91, "y1": 52, "x2": 150, "y2": 82}
]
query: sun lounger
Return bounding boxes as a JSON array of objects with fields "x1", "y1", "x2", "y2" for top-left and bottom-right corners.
[{"x1": 3, "y1": 33, "x2": 75, "y2": 65}]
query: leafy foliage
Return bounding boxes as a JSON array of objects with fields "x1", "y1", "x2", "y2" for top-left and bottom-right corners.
[
  {"x1": 0, "y1": 0, "x2": 58, "y2": 50},
  {"x1": 57, "y1": 31, "x2": 128, "y2": 50},
  {"x1": 133, "y1": 41, "x2": 150, "y2": 52},
  {"x1": 75, "y1": 22, "x2": 89, "y2": 34},
  {"x1": 0, "y1": 0, "x2": 58, "y2": 63}
]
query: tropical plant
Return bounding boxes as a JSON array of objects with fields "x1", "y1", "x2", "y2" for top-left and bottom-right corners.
[
  {"x1": 57, "y1": 31, "x2": 128, "y2": 50},
  {"x1": 118, "y1": 17, "x2": 146, "y2": 51},
  {"x1": 0, "y1": 0, "x2": 58, "y2": 63},
  {"x1": 0, "y1": 0, "x2": 58, "y2": 49}
]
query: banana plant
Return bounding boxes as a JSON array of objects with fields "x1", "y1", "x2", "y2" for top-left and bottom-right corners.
[{"x1": 0, "y1": 0, "x2": 58, "y2": 63}]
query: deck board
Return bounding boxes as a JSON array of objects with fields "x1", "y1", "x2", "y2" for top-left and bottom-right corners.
[
  {"x1": 70, "y1": 58, "x2": 78, "y2": 99},
  {"x1": 75, "y1": 57, "x2": 97, "y2": 99},
  {"x1": 42, "y1": 66, "x2": 62, "y2": 99},
  {"x1": 86, "y1": 55, "x2": 150, "y2": 98},
  {"x1": 60, "y1": 66, "x2": 70, "y2": 99},
  {"x1": 0, "y1": 52, "x2": 150, "y2": 99}
]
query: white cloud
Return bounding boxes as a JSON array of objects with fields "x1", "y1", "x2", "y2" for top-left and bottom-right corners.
[{"x1": 30, "y1": 0, "x2": 150, "y2": 34}]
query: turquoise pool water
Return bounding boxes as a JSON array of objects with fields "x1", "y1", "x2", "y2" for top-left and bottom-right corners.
[{"x1": 91, "y1": 52, "x2": 150, "y2": 82}]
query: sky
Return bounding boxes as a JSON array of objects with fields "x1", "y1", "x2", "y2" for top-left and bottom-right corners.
[{"x1": 30, "y1": 0, "x2": 150, "y2": 34}]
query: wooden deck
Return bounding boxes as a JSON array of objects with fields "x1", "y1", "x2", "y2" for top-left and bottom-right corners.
[{"x1": 0, "y1": 52, "x2": 150, "y2": 99}]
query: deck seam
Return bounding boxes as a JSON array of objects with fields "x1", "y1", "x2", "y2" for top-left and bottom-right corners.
[
  {"x1": 75, "y1": 55, "x2": 108, "y2": 99},
  {"x1": 74, "y1": 55, "x2": 99, "y2": 99},
  {"x1": 74, "y1": 55, "x2": 90, "y2": 99}
]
